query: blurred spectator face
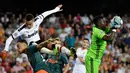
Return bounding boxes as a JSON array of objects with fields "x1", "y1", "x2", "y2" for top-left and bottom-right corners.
[
  {"x1": 108, "y1": 14, "x2": 112, "y2": 19},
  {"x1": 17, "y1": 42, "x2": 28, "y2": 53},
  {"x1": 26, "y1": 65, "x2": 31, "y2": 71},
  {"x1": 23, "y1": 57, "x2": 27, "y2": 62},
  {"x1": 69, "y1": 30, "x2": 74, "y2": 37},
  {"x1": 19, "y1": 14, "x2": 22, "y2": 20},
  {"x1": 0, "y1": 67, "x2": 3, "y2": 72},
  {"x1": 16, "y1": 61, "x2": 21, "y2": 66},
  {"x1": 68, "y1": 14, "x2": 72, "y2": 20}
]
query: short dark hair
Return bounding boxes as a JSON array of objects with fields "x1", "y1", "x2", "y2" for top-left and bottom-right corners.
[
  {"x1": 18, "y1": 39, "x2": 28, "y2": 45},
  {"x1": 93, "y1": 15, "x2": 104, "y2": 26},
  {"x1": 25, "y1": 13, "x2": 34, "y2": 21},
  {"x1": 84, "y1": 38, "x2": 89, "y2": 42}
]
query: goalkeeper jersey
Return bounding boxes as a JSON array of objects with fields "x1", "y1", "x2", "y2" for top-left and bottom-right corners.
[{"x1": 86, "y1": 26, "x2": 107, "y2": 59}]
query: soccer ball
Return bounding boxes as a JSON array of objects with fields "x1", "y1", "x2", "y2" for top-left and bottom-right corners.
[{"x1": 110, "y1": 16, "x2": 123, "y2": 29}]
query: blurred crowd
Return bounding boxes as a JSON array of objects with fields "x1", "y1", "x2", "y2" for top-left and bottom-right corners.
[{"x1": 0, "y1": 12, "x2": 129, "y2": 73}]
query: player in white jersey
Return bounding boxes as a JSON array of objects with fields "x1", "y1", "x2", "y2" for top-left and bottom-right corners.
[{"x1": 3, "y1": 4, "x2": 63, "y2": 52}]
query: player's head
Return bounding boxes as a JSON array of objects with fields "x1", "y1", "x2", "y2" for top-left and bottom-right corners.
[
  {"x1": 17, "y1": 39, "x2": 28, "y2": 53},
  {"x1": 46, "y1": 39, "x2": 55, "y2": 50},
  {"x1": 25, "y1": 13, "x2": 34, "y2": 29},
  {"x1": 54, "y1": 38, "x2": 61, "y2": 44},
  {"x1": 93, "y1": 15, "x2": 107, "y2": 30},
  {"x1": 82, "y1": 38, "x2": 90, "y2": 49}
]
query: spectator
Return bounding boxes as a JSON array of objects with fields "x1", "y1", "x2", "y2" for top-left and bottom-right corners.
[
  {"x1": 60, "y1": 19, "x2": 67, "y2": 29},
  {"x1": 72, "y1": 39, "x2": 89, "y2": 73},
  {"x1": 64, "y1": 24, "x2": 72, "y2": 35},
  {"x1": 11, "y1": 58, "x2": 25, "y2": 73},
  {"x1": 65, "y1": 30, "x2": 76, "y2": 49},
  {"x1": 117, "y1": 63, "x2": 126, "y2": 73},
  {"x1": 25, "y1": 65, "x2": 33, "y2": 73},
  {"x1": 59, "y1": 29, "x2": 68, "y2": 42},
  {"x1": 81, "y1": 14, "x2": 90, "y2": 25},
  {"x1": 1, "y1": 14, "x2": 9, "y2": 28},
  {"x1": 84, "y1": 29, "x2": 91, "y2": 43},
  {"x1": 48, "y1": 14, "x2": 57, "y2": 25},
  {"x1": 74, "y1": 13, "x2": 81, "y2": 24},
  {"x1": 67, "y1": 14, "x2": 73, "y2": 26},
  {"x1": 0, "y1": 61, "x2": 6, "y2": 73},
  {"x1": 48, "y1": 24, "x2": 56, "y2": 37},
  {"x1": 3, "y1": 60, "x2": 11, "y2": 73},
  {"x1": 21, "y1": 57, "x2": 30, "y2": 68}
]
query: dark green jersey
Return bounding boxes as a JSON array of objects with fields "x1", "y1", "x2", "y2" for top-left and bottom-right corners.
[
  {"x1": 46, "y1": 53, "x2": 69, "y2": 73},
  {"x1": 26, "y1": 45, "x2": 49, "y2": 73}
]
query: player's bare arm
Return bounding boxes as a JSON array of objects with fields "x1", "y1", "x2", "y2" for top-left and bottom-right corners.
[
  {"x1": 102, "y1": 29, "x2": 116, "y2": 41},
  {"x1": 103, "y1": 16, "x2": 122, "y2": 41},
  {"x1": 36, "y1": 38, "x2": 55, "y2": 50},
  {"x1": 63, "y1": 64, "x2": 69, "y2": 73}
]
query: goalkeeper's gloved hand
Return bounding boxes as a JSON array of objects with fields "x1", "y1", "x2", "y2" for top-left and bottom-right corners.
[{"x1": 53, "y1": 48, "x2": 59, "y2": 55}]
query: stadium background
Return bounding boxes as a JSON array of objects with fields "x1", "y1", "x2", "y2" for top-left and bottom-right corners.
[
  {"x1": 0, "y1": 0, "x2": 130, "y2": 15},
  {"x1": 0, "y1": 0, "x2": 130, "y2": 73}
]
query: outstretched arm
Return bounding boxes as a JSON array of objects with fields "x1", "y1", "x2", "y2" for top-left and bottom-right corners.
[
  {"x1": 40, "y1": 47, "x2": 55, "y2": 55},
  {"x1": 103, "y1": 29, "x2": 116, "y2": 41},
  {"x1": 4, "y1": 36, "x2": 13, "y2": 51},
  {"x1": 63, "y1": 64, "x2": 69, "y2": 73},
  {"x1": 42, "y1": 4, "x2": 63, "y2": 18},
  {"x1": 36, "y1": 38, "x2": 55, "y2": 50},
  {"x1": 4, "y1": 24, "x2": 25, "y2": 51},
  {"x1": 35, "y1": 4, "x2": 63, "y2": 27}
]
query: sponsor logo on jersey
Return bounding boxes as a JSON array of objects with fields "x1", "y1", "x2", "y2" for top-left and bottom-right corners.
[{"x1": 28, "y1": 30, "x2": 38, "y2": 38}]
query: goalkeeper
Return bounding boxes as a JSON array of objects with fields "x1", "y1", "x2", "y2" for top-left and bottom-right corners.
[{"x1": 85, "y1": 15, "x2": 122, "y2": 73}]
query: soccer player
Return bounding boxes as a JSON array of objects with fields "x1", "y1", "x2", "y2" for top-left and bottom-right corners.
[
  {"x1": 73, "y1": 38, "x2": 89, "y2": 73},
  {"x1": 45, "y1": 39, "x2": 69, "y2": 73},
  {"x1": 53, "y1": 38, "x2": 71, "y2": 55},
  {"x1": 85, "y1": 15, "x2": 118, "y2": 73},
  {"x1": 17, "y1": 38, "x2": 56, "y2": 73},
  {"x1": 4, "y1": 4, "x2": 63, "y2": 52}
]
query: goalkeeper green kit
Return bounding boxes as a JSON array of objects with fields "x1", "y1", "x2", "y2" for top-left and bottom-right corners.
[{"x1": 85, "y1": 26, "x2": 107, "y2": 73}]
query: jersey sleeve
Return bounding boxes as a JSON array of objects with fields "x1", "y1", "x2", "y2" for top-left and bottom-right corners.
[
  {"x1": 61, "y1": 46, "x2": 71, "y2": 55},
  {"x1": 12, "y1": 30, "x2": 23, "y2": 39},
  {"x1": 34, "y1": 14, "x2": 44, "y2": 27},
  {"x1": 34, "y1": 6, "x2": 60, "y2": 27},
  {"x1": 61, "y1": 54, "x2": 69, "y2": 64},
  {"x1": 105, "y1": 28, "x2": 111, "y2": 33},
  {"x1": 4, "y1": 24, "x2": 25, "y2": 51},
  {"x1": 76, "y1": 48, "x2": 81, "y2": 57},
  {"x1": 83, "y1": 50, "x2": 88, "y2": 61},
  {"x1": 12, "y1": 24, "x2": 25, "y2": 39},
  {"x1": 95, "y1": 29, "x2": 106, "y2": 39},
  {"x1": 40, "y1": 47, "x2": 54, "y2": 55}
]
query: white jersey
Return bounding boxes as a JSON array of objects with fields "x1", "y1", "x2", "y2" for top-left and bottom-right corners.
[
  {"x1": 12, "y1": 15, "x2": 44, "y2": 45},
  {"x1": 4, "y1": 6, "x2": 61, "y2": 51},
  {"x1": 73, "y1": 47, "x2": 87, "y2": 73}
]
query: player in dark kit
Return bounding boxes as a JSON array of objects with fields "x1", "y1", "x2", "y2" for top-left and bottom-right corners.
[{"x1": 17, "y1": 38, "x2": 56, "y2": 73}]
